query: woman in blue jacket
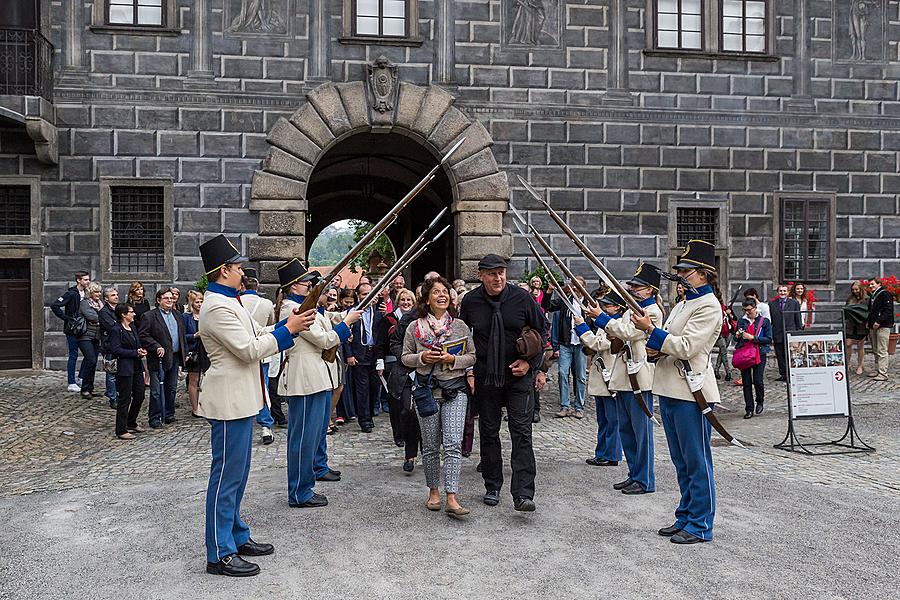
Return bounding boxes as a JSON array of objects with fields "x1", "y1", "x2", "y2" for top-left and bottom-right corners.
[{"x1": 735, "y1": 298, "x2": 772, "y2": 419}]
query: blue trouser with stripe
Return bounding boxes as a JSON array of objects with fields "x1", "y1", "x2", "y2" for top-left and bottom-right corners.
[
  {"x1": 287, "y1": 391, "x2": 329, "y2": 505},
  {"x1": 205, "y1": 416, "x2": 253, "y2": 563},
  {"x1": 659, "y1": 395, "x2": 716, "y2": 540},
  {"x1": 256, "y1": 366, "x2": 274, "y2": 428},
  {"x1": 593, "y1": 395, "x2": 622, "y2": 462},
  {"x1": 314, "y1": 389, "x2": 332, "y2": 478},
  {"x1": 615, "y1": 390, "x2": 655, "y2": 491}
]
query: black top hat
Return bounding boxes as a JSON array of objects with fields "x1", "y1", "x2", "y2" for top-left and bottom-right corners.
[
  {"x1": 299, "y1": 269, "x2": 321, "y2": 284},
  {"x1": 200, "y1": 234, "x2": 247, "y2": 276},
  {"x1": 627, "y1": 262, "x2": 661, "y2": 291},
  {"x1": 598, "y1": 290, "x2": 627, "y2": 310},
  {"x1": 243, "y1": 267, "x2": 258, "y2": 280},
  {"x1": 673, "y1": 240, "x2": 717, "y2": 272},
  {"x1": 277, "y1": 258, "x2": 307, "y2": 289}
]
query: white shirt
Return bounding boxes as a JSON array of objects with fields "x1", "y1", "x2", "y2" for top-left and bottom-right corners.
[
  {"x1": 569, "y1": 296, "x2": 583, "y2": 345},
  {"x1": 756, "y1": 301, "x2": 771, "y2": 322}
]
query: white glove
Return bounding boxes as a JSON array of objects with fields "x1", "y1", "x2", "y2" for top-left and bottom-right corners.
[{"x1": 376, "y1": 358, "x2": 384, "y2": 371}]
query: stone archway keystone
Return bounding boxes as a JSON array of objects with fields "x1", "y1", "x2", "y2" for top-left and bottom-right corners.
[{"x1": 249, "y1": 68, "x2": 510, "y2": 282}]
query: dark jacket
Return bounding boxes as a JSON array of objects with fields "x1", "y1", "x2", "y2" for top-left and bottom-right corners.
[
  {"x1": 182, "y1": 312, "x2": 200, "y2": 354},
  {"x1": 458, "y1": 283, "x2": 547, "y2": 378},
  {"x1": 547, "y1": 291, "x2": 583, "y2": 349},
  {"x1": 769, "y1": 297, "x2": 802, "y2": 344},
  {"x1": 108, "y1": 324, "x2": 144, "y2": 377},
  {"x1": 387, "y1": 310, "x2": 416, "y2": 398},
  {"x1": 99, "y1": 303, "x2": 118, "y2": 354},
  {"x1": 867, "y1": 287, "x2": 895, "y2": 328},
  {"x1": 130, "y1": 299, "x2": 151, "y2": 323},
  {"x1": 50, "y1": 286, "x2": 82, "y2": 324},
  {"x1": 139, "y1": 307, "x2": 187, "y2": 371},
  {"x1": 348, "y1": 308, "x2": 383, "y2": 365},
  {"x1": 735, "y1": 315, "x2": 773, "y2": 355}
]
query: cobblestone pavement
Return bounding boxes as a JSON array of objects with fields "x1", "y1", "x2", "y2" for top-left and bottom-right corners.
[{"x1": 1, "y1": 359, "x2": 898, "y2": 500}]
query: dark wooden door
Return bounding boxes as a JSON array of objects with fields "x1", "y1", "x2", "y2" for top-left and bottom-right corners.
[{"x1": 0, "y1": 260, "x2": 31, "y2": 369}]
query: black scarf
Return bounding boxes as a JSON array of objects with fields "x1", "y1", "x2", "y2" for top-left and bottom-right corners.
[{"x1": 484, "y1": 285, "x2": 509, "y2": 388}]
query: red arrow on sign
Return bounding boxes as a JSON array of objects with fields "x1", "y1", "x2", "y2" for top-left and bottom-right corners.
[{"x1": 835, "y1": 371, "x2": 844, "y2": 381}]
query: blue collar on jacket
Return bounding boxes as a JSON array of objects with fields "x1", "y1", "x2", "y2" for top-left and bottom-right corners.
[
  {"x1": 287, "y1": 293, "x2": 305, "y2": 303},
  {"x1": 241, "y1": 290, "x2": 258, "y2": 296},
  {"x1": 686, "y1": 284, "x2": 713, "y2": 301},
  {"x1": 207, "y1": 282, "x2": 239, "y2": 298},
  {"x1": 639, "y1": 296, "x2": 657, "y2": 308}
]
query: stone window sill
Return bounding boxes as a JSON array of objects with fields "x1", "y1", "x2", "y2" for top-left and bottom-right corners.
[
  {"x1": 89, "y1": 25, "x2": 181, "y2": 36},
  {"x1": 643, "y1": 49, "x2": 779, "y2": 62},
  {"x1": 339, "y1": 35, "x2": 423, "y2": 47}
]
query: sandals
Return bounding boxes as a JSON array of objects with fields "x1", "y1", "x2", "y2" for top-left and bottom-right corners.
[
  {"x1": 426, "y1": 499, "x2": 442, "y2": 511},
  {"x1": 117, "y1": 432, "x2": 135, "y2": 440},
  {"x1": 127, "y1": 426, "x2": 145, "y2": 434}
]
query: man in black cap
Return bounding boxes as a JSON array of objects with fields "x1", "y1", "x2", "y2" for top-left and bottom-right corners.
[
  {"x1": 459, "y1": 254, "x2": 547, "y2": 512},
  {"x1": 197, "y1": 235, "x2": 316, "y2": 576}
]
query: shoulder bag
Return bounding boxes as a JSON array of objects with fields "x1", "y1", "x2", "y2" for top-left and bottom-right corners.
[{"x1": 731, "y1": 317, "x2": 761, "y2": 371}]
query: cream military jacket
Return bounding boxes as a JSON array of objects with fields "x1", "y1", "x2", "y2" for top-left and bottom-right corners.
[
  {"x1": 646, "y1": 285, "x2": 723, "y2": 404},
  {"x1": 240, "y1": 292, "x2": 276, "y2": 363},
  {"x1": 578, "y1": 325, "x2": 614, "y2": 398},
  {"x1": 277, "y1": 297, "x2": 350, "y2": 397},
  {"x1": 598, "y1": 299, "x2": 663, "y2": 393},
  {"x1": 197, "y1": 285, "x2": 292, "y2": 420}
]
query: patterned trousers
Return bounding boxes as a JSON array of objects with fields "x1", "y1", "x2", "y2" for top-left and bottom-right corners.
[{"x1": 417, "y1": 390, "x2": 467, "y2": 494}]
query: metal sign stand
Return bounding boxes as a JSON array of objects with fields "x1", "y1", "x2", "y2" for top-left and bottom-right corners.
[{"x1": 774, "y1": 307, "x2": 875, "y2": 456}]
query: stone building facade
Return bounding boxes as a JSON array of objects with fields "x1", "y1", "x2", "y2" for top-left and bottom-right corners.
[{"x1": 1, "y1": 0, "x2": 899, "y2": 369}]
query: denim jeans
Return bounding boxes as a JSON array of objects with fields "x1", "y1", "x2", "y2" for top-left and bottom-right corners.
[
  {"x1": 149, "y1": 360, "x2": 179, "y2": 424},
  {"x1": 557, "y1": 343, "x2": 586, "y2": 411},
  {"x1": 66, "y1": 335, "x2": 85, "y2": 385},
  {"x1": 104, "y1": 370, "x2": 118, "y2": 403},
  {"x1": 76, "y1": 339, "x2": 99, "y2": 393}
]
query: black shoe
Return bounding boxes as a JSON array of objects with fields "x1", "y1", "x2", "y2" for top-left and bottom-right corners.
[
  {"x1": 658, "y1": 524, "x2": 682, "y2": 537},
  {"x1": 328, "y1": 468, "x2": 341, "y2": 477},
  {"x1": 316, "y1": 471, "x2": 341, "y2": 482},
  {"x1": 532, "y1": 412, "x2": 541, "y2": 423},
  {"x1": 743, "y1": 411, "x2": 753, "y2": 419},
  {"x1": 274, "y1": 420, "x2": 288, "y2": 429},
  {"x1": 586, "y1": 457, "x2": 619, "y2": 466},
  {"x1": 755, "y1": 403, "x2": 764, "y2": 415},
  {"x1": 361, "y1": 426, "x2": 373, "y2": 433},
  {"x1": 403, "y1": 459, "x2": 414, "y2": 473},
  {"x1": 290, "y1": 493, "x2": 328, "y2": 508},
  {"x1": 108, "y1": 400, "x2": 117, "y2": 409},
  {"x1": 206, "y1": 554, "x2": 260, "y2": 577},
  {"x1": 671, "y1": 531, "x2": 707, "y2": 544},
  {"x1": 613, "y1": 478, "x2": 633, "y2": 490},
  {"x1": 775, "y1": 376, "x2": 786, "y2": 382},
  {"x1": 164, "y1": 417, "x2": 176, "y2": 424},
  {"x1": 461, "y1": 451, "x2": 471, "y2": 458},
  {"x1": 621, "y1": 481, "x2": 651, "y2": 495},
  {"x1": 236, "y1": 538, "x2": 274, "y2": 557},
  {"x1": 149, "y1": 421, "x2": 162, "y2": 429},
  {"x1": 724, "y1": 372, "x2": 731, "y2": 382},
  {"x1": 514, "y1": 497, "x2": 536, "y2": 512},
  {"x1": 394, "y1": 439, "x2": 405, "y2": 447},
  {"x1": 714, "y1": 372, "x2": 721, "y2": 380},
  {"x1": 483, "y1": 490, "x2": 500, "y2": 506},
  {"x1": 476, "y1": 462, "x2": 482, "y2": 473}
]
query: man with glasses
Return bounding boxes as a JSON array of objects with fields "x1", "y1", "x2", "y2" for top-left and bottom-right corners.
[{"x1": 139, "y1": 288, "x2": 187, "y2": 428}]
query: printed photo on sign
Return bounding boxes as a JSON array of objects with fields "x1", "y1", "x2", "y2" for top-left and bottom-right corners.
[
  {"x1": 826, "y1": 353, "x2": 844, "y2": 367},
  {"x1": 826, "y1": 341, "x2": 843, "y2": 354}
]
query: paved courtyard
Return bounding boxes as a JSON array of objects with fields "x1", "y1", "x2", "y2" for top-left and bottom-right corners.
[{"x1": 1, "y1": 363, "x2": 899, "y2": 599}]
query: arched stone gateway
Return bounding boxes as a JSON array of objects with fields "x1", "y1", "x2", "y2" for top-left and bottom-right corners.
[{"x1": 248, "y1": 63, "x2": 510, "y2": 282}]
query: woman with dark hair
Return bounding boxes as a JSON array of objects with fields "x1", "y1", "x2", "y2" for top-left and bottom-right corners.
[
  {"x1": 401, "y1": 277, "x2": 476, "y2": 516},
  {"x1": 790, "y1": 282, "x2": 814, "y2": 328},
  {"x1": 735, "y1": 298, "x2": 772, "y2": 418},
  {"x1": 108, "y1": 303, "x2": 148, "y2": 439},
  {"x1": 334, "y1": 288, "x2": 359, "y2": 426},
  {"x1": 844, "y1": 281, "x2": 868, "y2": 375}
]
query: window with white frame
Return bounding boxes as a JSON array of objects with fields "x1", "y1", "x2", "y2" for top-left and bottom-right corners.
[
  {"x1": 354, "y1": 0, "x2": 408, "y2": 37},
  {"x1": 650, "y1": 0, "x2": 771, "y2": 55},
  {"x1": 655, "y1": 0, "x2": 703, "y2": 50},
  {"x1": 721, "y1": 0, "x2": 767, "y2": 52},
  {"x1": 107, "y1": 0, "x2": 164, "y2": 27}
]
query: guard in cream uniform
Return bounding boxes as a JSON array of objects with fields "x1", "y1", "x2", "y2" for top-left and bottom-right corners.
[
  {"x1": 632, "y1": 240, "x2": 723, "y2": 545},
  {"x1": 239, "y1": 268, "x2": 277, "y2": 445},
  {"x1": 575, "y1": 291, "x2": 625, "y2": 467},
  {"x1": 197, "y1": 235, "x2": 315, "y2": 577},
  {"x1": 587, "y1": 263, "x2": 664, "y2": 495},
  {"x1": 275, "y1": 259, "x2": 360, "y2": 508}
]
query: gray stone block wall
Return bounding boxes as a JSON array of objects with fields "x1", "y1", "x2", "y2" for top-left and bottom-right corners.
[{"x1": 7, "y1": 0, "x2": 898, "y2": 367}]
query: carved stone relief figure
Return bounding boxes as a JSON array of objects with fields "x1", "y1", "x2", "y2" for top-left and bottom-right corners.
[
  {"x1": 367, "y1": 56, "x2": 399, "y2": 114},
  {"x1": 505, "y1": 0, "x2": 560, "y2": 47},
  {"x1": 849, "y1": 0, "x2": 877, "y2": 60},
  {"x1": 227, "y1": 0, "x2": 285, "y2": 34}
]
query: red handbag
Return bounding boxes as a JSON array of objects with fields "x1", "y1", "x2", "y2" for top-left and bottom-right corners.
[{"x1": 731, "y1": 318, "x2": 761, "y2": 371}]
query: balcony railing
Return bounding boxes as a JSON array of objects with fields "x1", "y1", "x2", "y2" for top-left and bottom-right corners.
[{"x1": 0, "y1": 28, "x2": 53, "y2": 101}]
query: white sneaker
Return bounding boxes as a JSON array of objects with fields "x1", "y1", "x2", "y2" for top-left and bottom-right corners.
[
  {"x1": 261, "y1": 427, "x2": 274, "y2": 445},
  {"x1": 75, "y1": 378, "x2": 83, "y2": 386},
  {"x1": 67, "y1": 383, "x2": 81, "y2": 392}
]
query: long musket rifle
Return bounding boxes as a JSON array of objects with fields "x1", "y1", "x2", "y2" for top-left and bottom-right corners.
[
  {"x1": 510, "y1": 218, "x2": 581, "y2": 316},
  {"x1": 508, "y1": 203, "x2": 597, "y2": 308},
  {"x1": 320, "y1": 209, "x2": 450, "y2": 362},
  {"x1": 515, "y1": 174, "x2": 644, "y2": 316},
  {"x1": 293, "y1": 136, "x2": 466, "y2": 316}
]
